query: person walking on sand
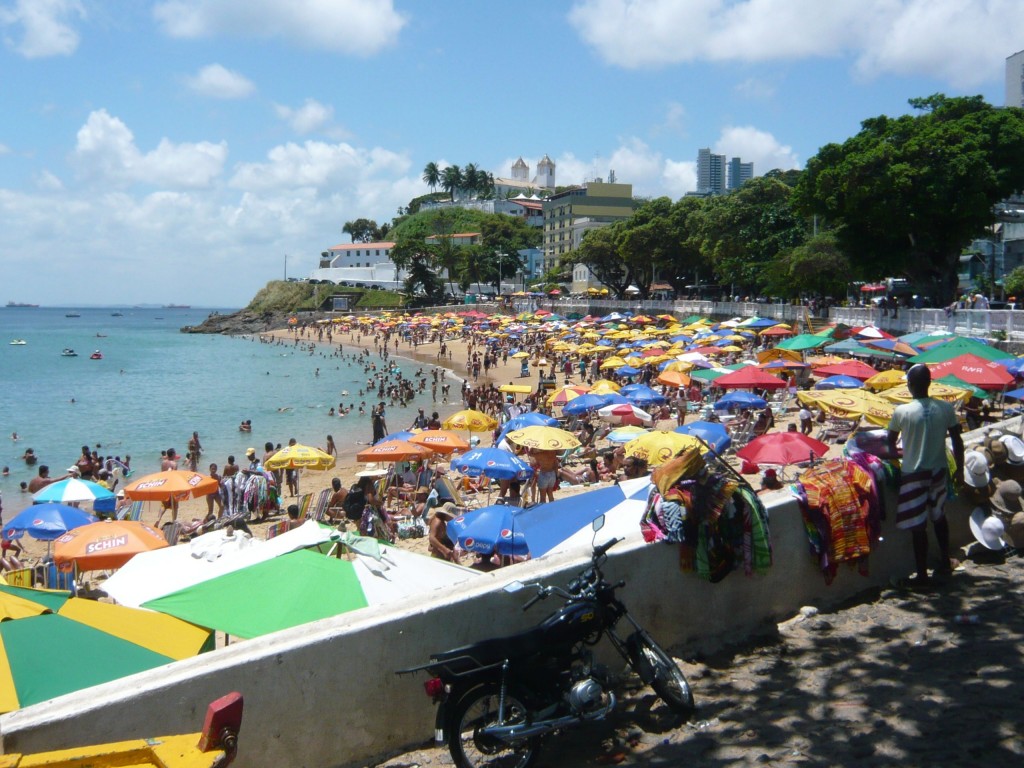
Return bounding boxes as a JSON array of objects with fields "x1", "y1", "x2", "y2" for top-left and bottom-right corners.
[{"x1": 887, "y1": 364, "x2": 965, "y2": 588}]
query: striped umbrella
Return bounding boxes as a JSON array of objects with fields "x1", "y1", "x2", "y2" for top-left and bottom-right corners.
[{"x1": 31, "y1": 478, "x2": 115, "y2": 505}]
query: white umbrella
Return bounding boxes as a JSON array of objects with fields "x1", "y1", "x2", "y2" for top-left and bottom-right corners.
[
  {"x1": 32, "y1": 477, "x2": 116, "y2": 505},
  {"x1": 597, "y1": 403, "x2": 654, "y2": 425}
]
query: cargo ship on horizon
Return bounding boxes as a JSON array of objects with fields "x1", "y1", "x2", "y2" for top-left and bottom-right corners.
[
  {"x1": 6, "y1": 301, "x2": 40, "y2": 308},
  {"x1": 164, "y1": 304, "x2": 191, "y2": 309}
]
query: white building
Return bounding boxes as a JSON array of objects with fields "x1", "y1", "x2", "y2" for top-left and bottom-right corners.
[
  {"x1": 1007, "y1": 49, "x2": 1024, "y2": 108},
  {"x1": 493, "y1": 155, "x2": 556, "y2": 198},
  {"x1": 310, "y1": 242, "x2": 405, "y2": 288}
]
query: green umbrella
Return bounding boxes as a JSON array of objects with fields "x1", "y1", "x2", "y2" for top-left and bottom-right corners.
[
  {"x1": 778, "y1": 334, "x2": 830, "y2": 351},
  {"x1": 0, "y1": 614, "x2": 173, "y2": 713},
  {"x1": 934, "y1": 374, "x2": 988, "y2": 400},
  {"x1": 143, "y1": 550, "x2": 369, "y2": 640},
  {"x1": 690, "y1": 368, "x2": 730, "y2": 382},
  {"x1": 908, "y1": 336, "x2": 1013, "y2": 364}
]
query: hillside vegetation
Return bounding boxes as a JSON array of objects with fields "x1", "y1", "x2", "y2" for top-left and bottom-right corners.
[{"x1": 245, "y1": 281, "x2": 405, "y2": 313}]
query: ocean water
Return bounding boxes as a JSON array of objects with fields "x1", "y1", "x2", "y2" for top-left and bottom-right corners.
[{"x1": 0, "y1": 306, "x2": 452, "y2": 502}]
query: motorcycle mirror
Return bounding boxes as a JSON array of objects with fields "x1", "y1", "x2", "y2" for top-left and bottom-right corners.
[
  {"x1": 592, "y1": 514, "x2": 605, "y2": 532},
  {"x1": 503, "y1": 580, "x2": 526, "y2": 594}
]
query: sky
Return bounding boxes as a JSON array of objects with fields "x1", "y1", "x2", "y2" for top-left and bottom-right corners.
[{"x1": 1, "y1": 0, "x2": 1021, "y2": 308}]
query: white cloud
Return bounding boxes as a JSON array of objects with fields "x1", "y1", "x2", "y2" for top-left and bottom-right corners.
[
  {"x1": 662, "y1": 160, "x2": 697, "y2": 198},
  {"x1": 0, "y1": 0, "x2": 84, "y2": 58},
  {"x1": 186, "y1": 63, "x2": 256, "y2": 99},
  {"x1": 154, "y1": 0, "x2": 407, "y2": 56},
  {"x1": 274, "y1": 99, "x2": 348, "y2": 137},
  {"x1": 34, "y1": 170, "x2": 64, "y2": 191},
  {"x1": 0, "y1": 142, "x2": 10, "y2": 155},
  {"x1": 568, "y1": 0, "x2": 1024, "y2": 88},
  {"x1": 714, "y1": 126, "x2": 800, "y2": 174},
  {"x1": 72, "y1": 109, "x2": 227, "y2": 189}
]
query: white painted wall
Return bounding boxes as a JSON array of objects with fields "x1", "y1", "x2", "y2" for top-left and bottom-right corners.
[{"x1": 0, "y1": 488, "x2": 978, "y2": 766}]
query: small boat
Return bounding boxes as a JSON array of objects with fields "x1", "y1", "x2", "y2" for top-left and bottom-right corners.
[
  {"x1": 111, "y1": 311, "x2": 124, "y2": 317},
  {"x1": 90, "y1": 350, "x2": 103, "y2": 360},
  {"x1": 1, "y1": 692, "x2": 242, "y2": 767},
  {"x1": 62, "y1": 348, "x2": 78, "y2": 357},
  {"x1": 95, "y1": 333, "x2": 107, "y2": 338},
  {"x1": 9, "y1": 339, "x2": 26, "y2": 345},
  {"x1": 65, "y1": 313, "x2": 81, "y2": 318}
]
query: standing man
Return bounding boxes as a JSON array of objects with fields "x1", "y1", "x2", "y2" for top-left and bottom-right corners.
[
  {"x1": 372, "y1": 401, "x2": 388, "y2": 444},
  {"x1": 887, "y1": 364, "x2": 965, "y2": 588}
]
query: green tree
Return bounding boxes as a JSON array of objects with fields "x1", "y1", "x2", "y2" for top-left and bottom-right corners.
[
  {"x1": 570, "y1": 226, "x2": 631, "y2": 297},
  {"x1": 794, "y1": 94, "x2": 1024, "y2": 302},
  {"x1": 342, "y1": 218, "x2": 381, "y2": 243},
  {"x1": 422, "y1": 162, "x2": 440, "y2": 193},
  {"x1": 462, "y1": 163, "x2": 480, "y2": 198},
  {"x1": 441, "y1": 165, "x2": 462, "y2": 201},
  {"x1": 1003, "y1": 265, "x2": 1024, "y2": 298},
  {"x1": 763, "y1": 233, "x2": 851, "y2": 299}
]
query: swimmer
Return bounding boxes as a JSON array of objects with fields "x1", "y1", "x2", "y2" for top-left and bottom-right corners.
[
  {"x1": 10, "y1": 432, "x2": 18, "y2": 441},
  {"x1": 277, "y1": 406, "x2": 293, "y2": 412}
]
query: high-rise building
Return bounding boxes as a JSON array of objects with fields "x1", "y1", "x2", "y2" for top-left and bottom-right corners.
[
  {"x1": 728, "y1": 157, "x2": 754, "y2": 191},
  {"x1": 1007, "y1": 50, "x2": 1024, "y2": 108},
  {"x1": 697, "y1": 148, "x2": 726, "y2": 195}
]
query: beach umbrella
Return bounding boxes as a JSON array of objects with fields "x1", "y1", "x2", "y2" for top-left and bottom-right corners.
[
  {"x1": 714, "y1": 368, "x2": 787, "y2": 390},
  {"x1": 356, "y1": 439, "x2": 434, "y2": 463},
  {"x1": 624, "y1": 431, "x2": 707, "y2": 466},
  {"x1": 615, "y1": 365, "x2": 642, "y2": 377},
  {"x1": 451, "y1": 448, "x2": 534, "y2": 481},
  {"x1": 448, "y1": 504, "x2": 529, "y2": 557},
  {"x1": 408, "y1": 430, "x2": 470, "y2": 455},
  {"x1": 377, "y1": 429, "x2": 421, "y2": 444},
  {"x1": 925, "y1": 353, "x2": 1014, "y2": 390},
  {"x1": 864, "y1": 370, "x2": 907, "y2": 391},
  {"x1": 998, "y1": 357, "x2": 1024, "y2": 376},
  {"x1": 561, "y1": 393, "x2": 611, "y2": 416},
  {"x1": 54, "y1": 519, "x2": 169, "y2": 571},
  {"x1": 674, "y1": 421, "x2": 732, "y2": 454},
  {"x1": 623, "y1": 385, "x2": 667, "y2": 407},
  {"x1": 265, "y1": 443, "x2": 336, "y2": 471},
  {"x1": 31, "y1": 478, "x2": 115, "y2": 506},
  {"x1": 795, "y1": 389, "x2": 894, "y2": 427},
  {"x1": 880, "y1": 382, "x2": 973, "y2": 405},
  {"x1": 597, "y1": 403, "x2": 654, "y2": 426},
  {"x1": 547, "y1": 385, "x2": 590, "y2": 406},
  {"x1": 737, "y1": 433, "x2": 830, "y2": 467},
  {"x1": 123, "y1": 470, "x2": 219, "y2": 502},
  {"x1": 861, "y1": 338, "x2": 919, "y2": 357},
  {"x1": 589, "y1": 379, "x2": 621, "y2": 393},
  {"x1": 504, "y1": 425, "x2": 581, "y2": 451},
  {"x1": 497, "y1": 384, "x2": 533, "y2": 395},
  {"x1": 511, "y1": 351, "x2": 530, "y2": 359},
  {"x1": 933, "y1": 375, "x2": 988, "y2": 401},
  {"x1": 756, "y1": 347, "x2": 804, "y2": 364},
  {"x1": 656, "y1": 370, "x2": 692, "y2": 387},
  {"x1": 714, "y1": 392, "x2": 768, "y2": 411},
  {"x1": 908, "y1": 337, "x2": 1013, "y2": 364},
  {"x1": 443, "y1": 409, "x2": 498, "y2": 432},
  {"x1": 814, "y1": 375, "x2": 866, "y2": 390},
  {"x1": 813, "y1": 360, "x2": 879, "y2": 381},
  {"x1": 606, "y1": 425, "x2": 651, "y2": 444},
  {"x1": 777, "y1": 334, "x2": 830, "y2": 352},
  {"x1": 2, "y1": 503, "x2": 97, "y2": 542}
]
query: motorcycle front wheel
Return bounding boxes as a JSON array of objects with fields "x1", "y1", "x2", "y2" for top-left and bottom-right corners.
[
  {"x1": 449, "y1": 685, "x2": 540, "y2": 768},
  {"x1": 632, "y1": 634, "x2": 696, "y2": 719}
]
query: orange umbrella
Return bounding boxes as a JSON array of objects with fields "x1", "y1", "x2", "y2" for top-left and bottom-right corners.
[
  {"x1": 54, "y1": 520, "x2": 169, "y2": 571},
  {"x1": 408, "y1": 430, "x2": 470, "y2": 455},
  {"x1": 122, "y1": 470, "x2": 219, "y2": 502},
  {"x1": 656, "y1": 370, "x2": 691, "y2": 388},
  {"x1": 356, "y1": 440, "x2": 434, "y2": 463}
]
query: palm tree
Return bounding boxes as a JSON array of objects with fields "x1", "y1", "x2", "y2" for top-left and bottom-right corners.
[
  {"x1": 441, "y1": 165, "x2": 462, "y2": 202},
  {"x1": 422, "y1": 162, "x2": 440, "y2": 194},
  {"x1": 463, "y1": 163, "x2": 479, "y2": 199},
  {"x1": 477, "y1": 171, "x2": 495, "y2": 199}
]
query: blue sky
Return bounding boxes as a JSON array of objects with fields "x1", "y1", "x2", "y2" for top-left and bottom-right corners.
[{"x1": 1, "y1": 0, "x2": 1020, "y2": 307}]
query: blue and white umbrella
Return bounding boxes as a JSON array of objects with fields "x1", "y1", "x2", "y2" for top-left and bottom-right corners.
[
  {"x1": 451, "y1": 448, "x2": 534, "y2": 481},
  {"x1": 448, "y1": 505, "x2": 529, "y2": 557},
  {"x1": 3, "y1": 503, "x2": 98, "y2": 542},
  {"x1": 561, "y1": 393, "x2": 611, "y2": 416},
  {"x1": 32, "y1": 477, "x2": 116, "y2": 505}
]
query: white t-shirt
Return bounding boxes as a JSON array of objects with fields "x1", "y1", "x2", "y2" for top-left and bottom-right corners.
[
  {"x1": 888, "y1": 397, "x2": 958, "y2": 473},
  {"x1": 799, "y1": 408, "x2": 812, "y2": 422}
]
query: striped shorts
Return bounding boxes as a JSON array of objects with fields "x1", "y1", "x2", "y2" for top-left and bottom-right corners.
[{"x1": 896, "y1": 467, "x2": 948, "y2": 530}]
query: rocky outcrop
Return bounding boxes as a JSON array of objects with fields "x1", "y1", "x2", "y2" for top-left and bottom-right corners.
[{"x1": 180, "y1": 309, "x2": 292, "y2": 335}]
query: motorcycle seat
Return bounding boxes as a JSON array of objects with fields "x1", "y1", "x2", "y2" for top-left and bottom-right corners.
[{"x1": 430, "y1": 624, "x2": 547, "y2": 674}]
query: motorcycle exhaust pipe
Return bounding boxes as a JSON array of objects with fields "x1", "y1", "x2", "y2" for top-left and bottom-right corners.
[{"x1": 480, "y1": 693, "x2": 617, "y2": 742}]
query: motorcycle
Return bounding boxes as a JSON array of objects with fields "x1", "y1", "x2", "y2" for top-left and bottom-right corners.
[{"x1": 399, "y1": 516, "x2": 694, "y2": 768}]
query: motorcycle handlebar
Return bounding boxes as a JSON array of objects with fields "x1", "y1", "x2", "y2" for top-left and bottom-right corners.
[
  {"x1": 522, "y1": 590, "x2": 545, "y2": 611},
  {"x1": 593, "y1": 537, "x2": 622, "y2": 559}
]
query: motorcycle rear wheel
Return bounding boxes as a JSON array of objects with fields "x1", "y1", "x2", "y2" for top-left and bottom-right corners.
[
  {"x1": 449, "y1": 685, "x2": 540, "y2": 768},
  {"x1": 633, "y1": 635, "x2": 695, "y2": 719}
]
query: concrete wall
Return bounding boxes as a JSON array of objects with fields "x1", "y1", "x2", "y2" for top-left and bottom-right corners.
[{"x1": 0, "y1": 480, "x2": 982, "y2": 766}]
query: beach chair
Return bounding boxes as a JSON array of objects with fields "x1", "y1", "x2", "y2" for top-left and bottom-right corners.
[
  {"x1": 436, "y1": 475, "x2": 477, "y2": 509},
  {"x1": 40, "y1": 561, "x2": 76, "y2": 593},
  {"x1": 818, "y1": 417, "x2": 859, "y2": 444},
  {"x1": 306, "y1": 488, "x2": 331, "y2": 522},
  {"x1": 295, "y1": 492, "x2": 313, "y2": 519},
  {"x1": 265, "y1": 520, "x2": 290, "y2": 539},
  {"x1": 162, "y1": 521, "x2": 185, "y2": 546},
  {"x1": 116, "y1": 499, "x2": 144, "y2": 521}
]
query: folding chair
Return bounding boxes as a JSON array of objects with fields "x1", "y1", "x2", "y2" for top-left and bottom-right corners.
[
  {"x1": 116, "y1": 499, "x2": 144, "y2": 521},
  {"x1": 436, "y1": 476, "x2": 477, "y2": 509},
  {"x1": 306, "y1": 488, "x2": 332, "y2": 522},
  {"x1": 295, "y1": 492, "x2": 313, "y2": 519},
  {"x1": 265, "y1": 520, "x2": 290, "y2": 539},
  {"x1": 41, "y1": 561, "x2": 77, "y2": 593}
]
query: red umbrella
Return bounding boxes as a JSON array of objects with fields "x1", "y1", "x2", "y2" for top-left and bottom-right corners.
[
  {"x1": 736, "y1": 433, "x2": 830, "y2": 466},
  {"x1": 715, "y1": 368, "x2": 788, "y2": 390},
  {"x1": 813, "y1": 360, "x2": 879, "y2": 381},
  {"x1": 927, "y1": 354, "x2": 1014, "y2": 390}
]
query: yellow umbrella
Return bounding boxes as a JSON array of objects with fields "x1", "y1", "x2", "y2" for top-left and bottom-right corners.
[
  {"x1": 880, "y1": 383, "x2": 972, "y2": 405},
  {"x1": 498, "y1": 384, "x2": 533, "y2": 394},
  {"x1": 443, "y1": 410, "x2": 498, "y2": 432},
  {"x1": 623, "y1": 431, "x2": 708, "y2": 467},
  {"x1": 662, "y1": 361, "x2": 694, "y2": 373},
  {"x1": 504, "y1": 426, "x2": 581, "y2": 451},
  {"x1": 600, "y1": 356, "x2": 628, "y2": 370},
  {"x1": 796, "y1": 390, "x2": 895, "y2": 427},
  {"x1": 864, "y1": 370, "x2": 907, "y2": 391},
  {"x1": 264, "y1": 443, "x2": 336, "y2": 471},
  {"x1": 511, "y1": 351, "x2": 530, "y2": 359},
  {"x1": 547, "y1": 385, "x2": 590, "y2": 406}
]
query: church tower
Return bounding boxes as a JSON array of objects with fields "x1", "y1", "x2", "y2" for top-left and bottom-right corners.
[
  {"x1": 511, "y1": 157, "x2": 529, "y2": 182},
  {"x1": 535, "y1": 154, "x2": 555, "y2": 189}
]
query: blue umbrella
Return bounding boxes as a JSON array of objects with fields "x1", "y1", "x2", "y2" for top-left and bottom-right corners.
[
  {"x1": 623, "y1": 385, "x2": 666, "y2": 407},
  {"x1": 714, "y1": 392, "x2": 768, "y2": 411},
  {"x1": 2, "y1": 503, "x2": 98, "y2": 542},
  {"x1": 450, "y1": 448, "x2": 534, "y2": 481},
  {"x1": 674, "y1": 421, "x2": 732, "y2": 453},
  {"x1": 615, "y1": 365, "x2": 642, "y2": 377},
  {"x1": 814, "y1": 375, "x2": 865, "y2": 390},
  {"x1": 599, "y1": 392, "x2": 631, "y2": 405},
  {"x1": 562, "y1": 393, "x2": 611, "y2": 416},
  {"x1": 998, "y1": 358, "x2": 1024, "y2": 376},
  {"x1": 448, "y1": 504, "x2": 529, "y2": 557},
  {"x1": 618, "y1": 383, "x2": 645, "y2": 394},
  {"x1": 377, "y1": 430, "x2": 419, "y2": 444},
  {"x1": 1005, "y1": 387, "x2": 1024, "y2": 401}
]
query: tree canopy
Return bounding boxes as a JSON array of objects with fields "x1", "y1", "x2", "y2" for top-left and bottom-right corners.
[{"x1": 794, "y1": 94, "x2": 1024, "y2": 302}]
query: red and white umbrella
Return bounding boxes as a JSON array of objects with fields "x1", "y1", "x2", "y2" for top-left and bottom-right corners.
[{"x1": 597, "y1": 403, "x2": 654, "y2": 426}]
